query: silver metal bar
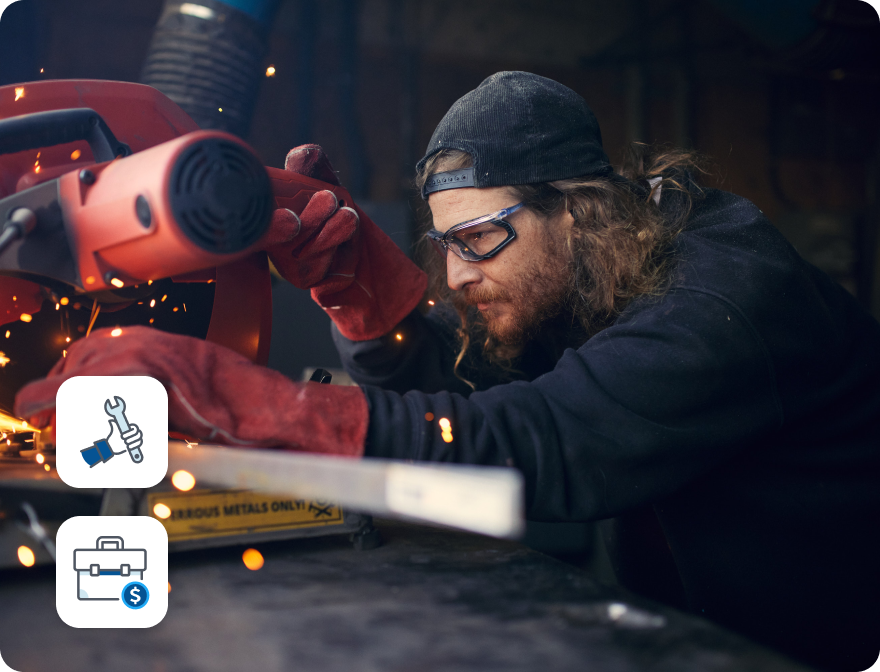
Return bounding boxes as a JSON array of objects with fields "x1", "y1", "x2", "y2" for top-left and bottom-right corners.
[{"x1": 167, "y1": 441, "x2": 525, "y2": 539}]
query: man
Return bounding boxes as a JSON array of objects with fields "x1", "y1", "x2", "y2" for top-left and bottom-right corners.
[{"x1": 16, "y1": 72, "x2": 880, "y2": 671}]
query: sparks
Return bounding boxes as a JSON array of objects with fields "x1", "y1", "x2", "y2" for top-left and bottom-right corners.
[
  {"x1": 60, "y1": 297, "x2": 69, "y2": 305},
  {"x1": 218, "y1": 107, "x2": 223, "y2": 112},
  {"x1": 171, "y1": 470, "x2": 196, "y2": 491},
  {"x1": 149, "y1": 318, "x2": 154, "y2": 324},
  {"x1": 173, "y1": 307, "x2": 178, "y2": 312},
  {"x1": 161, "y1": 294, "x2": 167, "y2": 302},
  {"x1": 110, "y1": 328, "x2": 122, "y2": 337},
  {"x1": 70, "y1": 149, "x2": 81, "y2": 160},
  {"x1": 395, "y1": 333, "x2": 403, "y2": 341},
  {"x1": 55, "y1": 303, "x2": 60, "y2": 310},
  {"x1": 266, "y1": 65, "x2": 276, "y2": 77},
  {"x1": 17, "y1": 546, "x2": 35, "y2": 567},
  {"x1": 65, "y1": 337, "x2": 70, "y2": 342},
  {"x1": 85, "y1": 276, "x2": 95, "y2": 285},
  {"x1": 147, "y1": 280, "x2": 153, "y2": 285},
  {"x1": 428, "y1": 300, "x2": 435, "y2": 306},
  {"x1": 35, "y1": 453, "x2": 44, "y2": 464},
  {"x1": 14, "y1": 87, "x2": 24, "y2": 101},
  {"x1": 0, "y1": 352, "x2": 9, "y2": 367},
  {"x1": 4, "y1": 331, "x2": 9, "y2": 338},
  {"x1": 150, "y1": 299, "x2": 156, "y2": 308},
  {"x1": 110, "y1": 278, "x2": 124, "y2": 288},
  {"x1": 439, "y1": 417, "x2": 451, "y2": 430},
  {"x1": 242, "y1": 548, "x2": 264, "y2": 571},
  {"x1": 153, "y1": 503, "x2": 172, "y2": 519},
  {"x1": 43, "y1": 464, "x2": 50, "y2": 471},
  {"x1": 19, "y1": 313, "x2": 32, "y2": 322}
]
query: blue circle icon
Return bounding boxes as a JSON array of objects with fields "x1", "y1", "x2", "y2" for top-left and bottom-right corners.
[{"x1": 121, "y1": 581, "x2": 150, "y2": 609}]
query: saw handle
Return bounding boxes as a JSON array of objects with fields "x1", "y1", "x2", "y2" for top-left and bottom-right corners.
[{"x1": 0, "y1": 108, "x2": 130, "y2": 162}]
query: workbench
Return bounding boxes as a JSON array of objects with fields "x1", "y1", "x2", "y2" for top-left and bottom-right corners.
[{"x1": 0, "y1": 520, "x2": 812, "y2": 672}]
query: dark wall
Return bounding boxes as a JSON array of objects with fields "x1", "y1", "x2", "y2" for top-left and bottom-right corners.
[{"x1": 3, "y1": 0, "x2": 879, "y2": 377}]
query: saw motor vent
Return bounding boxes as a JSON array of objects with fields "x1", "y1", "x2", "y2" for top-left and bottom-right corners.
[{"x1": 169, "y1": 138, "x2": 272, "y2": 254}]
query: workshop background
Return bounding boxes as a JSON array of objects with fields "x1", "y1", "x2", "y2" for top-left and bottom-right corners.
[{"x1": 0, "y1": 0, "x2": 878, "y2": 566}]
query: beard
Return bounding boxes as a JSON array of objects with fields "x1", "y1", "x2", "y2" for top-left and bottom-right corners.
[{"x1": 460, "y1": 236, "x2": 571, "y2": 349}]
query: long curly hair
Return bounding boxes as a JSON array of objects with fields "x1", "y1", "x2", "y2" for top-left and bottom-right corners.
[{"x1": 416, "y1": 143, "x2": 706, "y2": 387}]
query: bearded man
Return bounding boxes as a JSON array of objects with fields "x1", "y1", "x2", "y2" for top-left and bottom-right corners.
[{"x1": 16, "y1": 72, "x2": 880, "y2": 671}]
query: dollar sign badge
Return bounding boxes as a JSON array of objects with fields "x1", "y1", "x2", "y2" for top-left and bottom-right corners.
[{"x1": 122, "y1": 581, "x2": 150, "y2": 609}]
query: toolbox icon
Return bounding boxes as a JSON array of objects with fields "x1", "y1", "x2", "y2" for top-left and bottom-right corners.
[{"x1": 73, "y1": 536, "x2": 147, "y2": 601}]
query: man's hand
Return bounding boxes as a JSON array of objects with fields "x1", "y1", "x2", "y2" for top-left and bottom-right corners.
[
  {"x1": 15, "y1": 326, "x2": 369, "y2": 457},
  {"x1": 262, "y1": 144, "x2": 427, "y2": 341}
]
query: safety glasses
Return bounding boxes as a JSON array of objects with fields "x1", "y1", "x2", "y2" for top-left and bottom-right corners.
[{"x1": 427, "y1": 202, "x2": 524, "y2": 261}]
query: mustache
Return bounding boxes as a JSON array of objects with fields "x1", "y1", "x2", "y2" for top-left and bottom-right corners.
[{"x1": 461, "y1": 286, "x2": 512, "y2": 305}]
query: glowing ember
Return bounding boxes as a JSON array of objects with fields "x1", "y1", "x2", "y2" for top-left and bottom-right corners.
[
  {"x1": 242, "y1": 548, "x2": 264, "y2": 571},
  {"x1": 150, "y1": 299, "x2": 156, "y2": 308},
  {"x1": 56, "y1": 303, "x2": 60, "y2": 310},
  {"x1": 168, "y1": 582, "x2": 171, "y2": 593},
  {"x1": 35, "y1": 453, "x2": 44, "y2": 464},
  {"x1": 17, "y1": 546, "x2": 35, "y2": 567},
  {"x1": 4, "y1": 331, "x2": 8, "y2": 338},
  {"x1": 66, "y1": 337, "x2": 70, "y2": 342},
  {"x1": 218, "y1": 107, "x2": 223, "y2": 112},
  {"x1": 171, "y1": 470, "x2": 196, "y2": 491},
  {"x1": 63, "y1": 350, "x2": 67, "y2": 357},
  {"x1": 60, "y1": 297, "x2": 69, "y2": 305},
  {"x1": 19, "y1": 313, "x2": 32, "y2": 322},
  {"x1": 0, "y1": 352, "x2": 9, "y2": 367},
  {"x1": 395, "y1": 333, "x2": 403, "y2": 341},
  {"x1": 43, "y1": 464, "x2": 50, "y2": 471},
  {"x1": 425, "y1": 412, "x2": 434, "y2": 421},
  {"x1": 14, "y1": 87, "x2": 24, "y2": 101},
  {"x1": 70, "y1": 149, "x2": 81, "y2": 160},
  {"x1": 442, "y1": 432, "x2": 454, "y2": 443},
  {"x1": 153, "y1": 503, "x2": 172, "y2": 519},
  {"x1": 266, "y1": 65, "x2": 276, "y2": 77},
  {"x1": 149, "y1": 318, "x2": 154, "y2": 324},
  {"x1": 438, "y1": 418, "x2": 451, "y2": 430},
  {"x1": 40, "y1": 68, "x2": 44, "y2": 73},
  {"x1": 147, "y1": 280, "x2": 153, "y2": 285},
  {"x1": 428, "y1": 300, "x2": 435, "y2": 306},
  {"x1": 34, "y1": 164, "x2": 40, "y2": 174},
  {"x1": 161, "y1": 294, "x2": 167, "y2": 302},
  {"x1": 110, "y1": 328, "x2": 122, "y2": 337},
  {"x1": 85, "y1": 276, "x2": 95, "y2": 285},
  {"x1": 110, "y1": 278, "x2": 125, "y2": 288},
  {"x1": 173, "y1": 307, "x2": 178, "y2": 312}
]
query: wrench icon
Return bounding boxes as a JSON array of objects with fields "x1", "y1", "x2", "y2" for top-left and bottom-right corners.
[{"x1": 104, "y1": 396, "x2": 144, "y2": 464}]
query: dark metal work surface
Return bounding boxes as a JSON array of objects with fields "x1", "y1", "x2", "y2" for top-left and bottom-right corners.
[{"x1": 0, "y1": 520, "x2": 811, "y2": 672}]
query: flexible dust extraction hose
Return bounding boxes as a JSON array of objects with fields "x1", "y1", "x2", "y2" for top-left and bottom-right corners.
[{"x1": 140, "y1": 0, "x2": 280, "y2": 137}]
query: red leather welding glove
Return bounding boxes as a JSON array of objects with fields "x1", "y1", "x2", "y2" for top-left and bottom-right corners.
[
  {"x1": 13, "y1": 326, "x2": 368, "y2": 456},
  {"x1": 263, "y1": 145, "x2": 427, "y2": 341}
]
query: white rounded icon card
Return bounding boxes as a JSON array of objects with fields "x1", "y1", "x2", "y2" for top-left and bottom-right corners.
[
  {"x1": 55, "y1": 516, "x2": 168, "y2": 628},
  {"x1": 56, "y1": 376, "x2": 168, "y2": 488}
]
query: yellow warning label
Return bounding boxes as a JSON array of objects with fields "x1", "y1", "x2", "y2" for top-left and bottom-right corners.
[{"x1": 148, "y1": 489, "x2": 344, "y2": 541}]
